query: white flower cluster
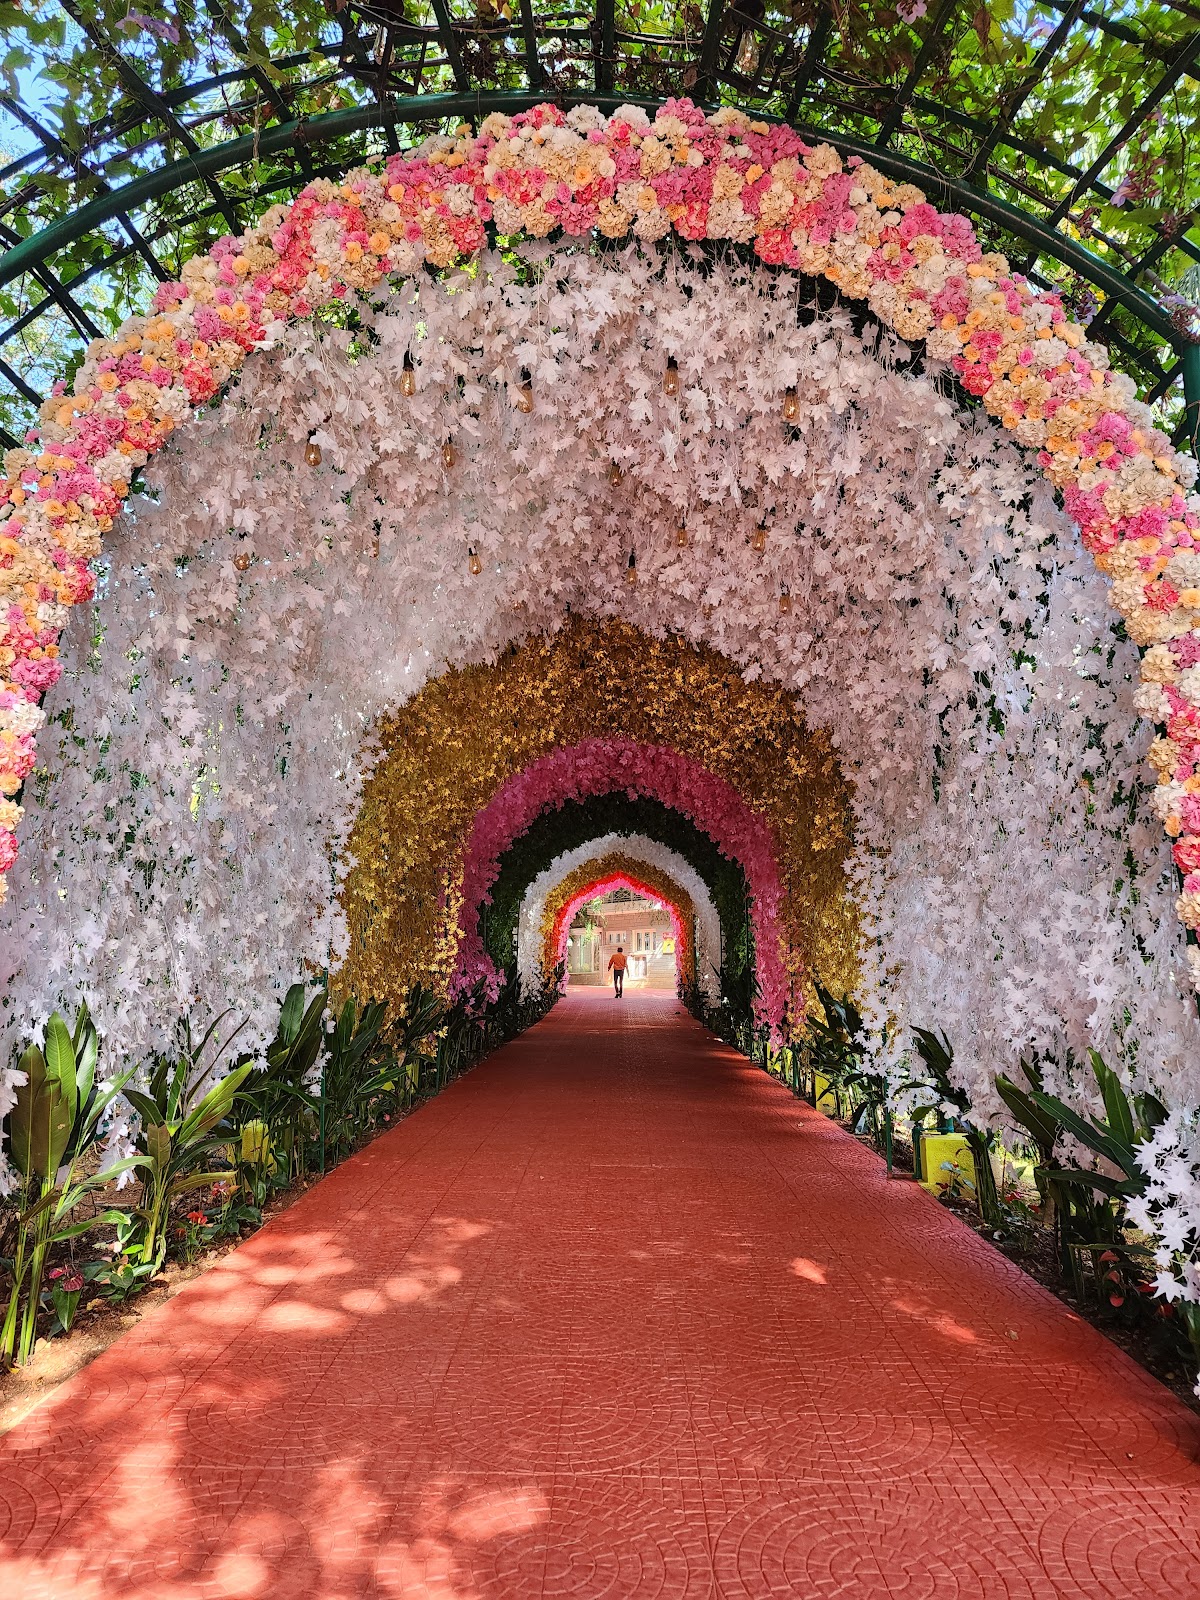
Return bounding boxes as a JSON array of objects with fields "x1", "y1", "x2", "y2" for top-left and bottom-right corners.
[{"x1": 0, "y1": 247, "x2": 1195, "y2": 1285}]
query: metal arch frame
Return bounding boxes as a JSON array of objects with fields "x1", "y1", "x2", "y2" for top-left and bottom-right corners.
[
  {"x1": 2, "y1": 11, "x2": 1197, "y2": 264},
  {"x1": 3, "y1": 9, "x2": 1198, "y2": 252},
  {"x1": 0, "y1": 91, "x2": 1186, "y2": 344},
  {"x1": 4, "y1": 2, "x2": 1200, "y2": 437}
]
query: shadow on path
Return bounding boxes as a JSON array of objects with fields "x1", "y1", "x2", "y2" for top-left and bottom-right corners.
[{"x1": 1, "y1": 990, "x2": 1198, "y2": 1598}]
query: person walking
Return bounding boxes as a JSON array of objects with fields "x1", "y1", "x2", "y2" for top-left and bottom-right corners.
[{"x1": 608, "y1": 945, "x2": 627, "y2": 998}]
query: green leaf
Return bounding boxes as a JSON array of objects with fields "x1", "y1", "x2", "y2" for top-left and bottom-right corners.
[
  {"x1": 277, "y1": 983, "x2": 307, "y2": 1046},
  {"x1": 124, "y1": 1087, "x2": 166, "y2": 1129},
  {"x1": 169, "y1": 1170, "x2": 237, "y2": 1199},
  {"x1": 72, "y1": 1002, "x2": 98, "y2": 1106},
  {"x1": 17, "y1": 1187, "x2": 58, "y2": 1226},
  {"x1": 177, "y1": 1064, "x2": 253, "y2": 1144},
  {"x1": 167, "y1": 1053, "x2": 190, "y2": 1122},
  {"x1": 995, "y1": 1072, "x2": 1060, "y2": 1155},
  {"x1": 7, "y1": 1043, "x2": 46, "y2": 1176},
  {"x1": 335, "y1": 998, "x2": 355, "y2": 1055},
  {"x1": 1028, "y1": 1089, "x2": 1134, "y2": 1178},
  {"x1": 77, "y1": 1064, "x2": 137, "y2": 1148},
  {"x1": 43, "y1": 1012, "x2": 79, "y2": 1140},
  {"x1": 49, "y1": 1209, "x2": 131, "y2": 1243},
  {"x1": 144, "y1": 1121, "x2": 172, "y2": 1169},
  {"x1": 1091, "y1": 1051, "x2": 1135, "y2": 1152},
  {"x1": 1040, "y1": 1166, "x2": 1140, "y2": 1199},
  {"x1": 1135, "y1": 1090, "x2": 1169, "y2": 1134}
]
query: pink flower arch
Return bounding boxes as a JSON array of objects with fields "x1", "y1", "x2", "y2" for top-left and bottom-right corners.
[
  {"x1": 548, "y1": 870, "x2": 687, "y2": 987},
  {"x1": 452, "y1": 738, "x2": 792, "y2": 1029}
]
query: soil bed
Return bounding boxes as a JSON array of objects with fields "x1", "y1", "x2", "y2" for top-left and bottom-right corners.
[{"x1": 0, "y1": 1174, "x2": 319, "y2": 1437}]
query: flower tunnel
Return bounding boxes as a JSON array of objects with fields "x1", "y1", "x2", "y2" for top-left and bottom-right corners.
[
  {"x1": 338, "y1": 620, "x2": 857, "y2": 1033},
  {"x1": 6, "y1": 7, "x2": 1200, "y2": 1573},
  {"x1": 496, "y1": 802, "x2": 743, "y2": 1005},
  {"x1": 540, "y1": 857, "x2": 698, "y2": 992},
  {"x1": 514, "y1": 832, "x2": 724, "y2": 1001},
  {"x1": 1, "y1": 99, "x2": 1199, "y2": 1321}
]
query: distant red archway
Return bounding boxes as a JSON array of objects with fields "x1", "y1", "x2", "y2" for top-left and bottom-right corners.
[{"x1": 548, "y1": 867, "x2": 692, "y2": 992}]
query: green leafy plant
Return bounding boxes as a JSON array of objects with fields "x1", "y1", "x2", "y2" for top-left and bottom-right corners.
[
  {"x1": 392, "y1": 982, "x2": 448, "y2": 1100},
  {"x1": 243, "y1": 983, "x2": 327, "y2": 1180},
  {"x1": 937, "y1": 1156, "x2": 976, "y2": 1208},
  {"x1": 1032, "y1": 1050, "x2": 1168, "y2": 1201},
  {"x1": 485, "y1": 962, "x2": 558, "y2": 1048},
  {"x1": 801, "y1": 982, "x2": 865, "y2": 1115},
  {"x1": 82, "y1": 1254, "x2": 159, "y2": 1305},
  {"x1": 995, "y1": 1057, "x2": 1066, "y2": 1230},
  {"x1": 906, "y1": 1029, "x2": 1002, "y2": 1228},
  {"x1": 707, "y1": 953, "x2": 761, "y2": 1055},
  {"x1": 122, "y1": 1013, "x2": 252, "y2": 1269},
  {"x1": 1, "y1": 1005, "x2": 137, "y2": 1364},
  {"x1": 236, "y1": 1117, "x2": 277, "y2": 1207},
  {"x1": 1027, "y1": 1050, "x2": 1168, "y2": 1311},
  {"x1": 45, "y1": 1265, "x2": 85, "y2": 1335},
  {"x1": 318, "y1": 996, "x2": 390, "y2": 1163},
  {"x1": 436, "y1": 982, "x2": 490, "y2": 1091},
  {"x1": 174, "y1": 1205, "x2": 224, "y2": 1264}
]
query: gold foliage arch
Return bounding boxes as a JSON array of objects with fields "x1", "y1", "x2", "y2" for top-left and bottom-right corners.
[
  {"x1": 540, "y1": 852, "x2": 698, "y2": 990},
  {"x1": 340, "y1": 617, "x2": 857, "y2": 1013}
]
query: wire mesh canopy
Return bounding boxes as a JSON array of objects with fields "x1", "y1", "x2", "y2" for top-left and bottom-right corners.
[{"x1": 3, "y1": 0, "x2": 1200, "y2": 447}]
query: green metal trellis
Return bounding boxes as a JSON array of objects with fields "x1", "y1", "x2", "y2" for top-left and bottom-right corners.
[{"x1": 3, "y1": 0, "x2": 1200, "y2": 444}]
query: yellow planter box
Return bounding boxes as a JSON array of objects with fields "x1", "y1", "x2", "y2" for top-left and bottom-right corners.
[
  {"x1": 813, "y1": 1071, "x2": 838, "y2": 1113},
  {"x1": 917, "y1": 1132, "x2": 975, "y2": 1195}
]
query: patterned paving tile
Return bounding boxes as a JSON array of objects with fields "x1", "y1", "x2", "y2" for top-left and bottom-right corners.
[{"x1": 0, "y1": 989, "x2": 1197, "y2": 1597}]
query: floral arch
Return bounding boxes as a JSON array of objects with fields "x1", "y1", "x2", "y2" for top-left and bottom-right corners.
[
  {"x1": 1, "y1": 98, "x2": 1199, "y2": 1289},
  {"x1": 2, "y1": 96, "x2": 1200, "y2": 960},
  {"x1": 340, "y1": 619, "x2": 857, "y2": 1031},
  {"x1": 515, "y1": 833, "x2": 723, "y2": 1001},
  {"x1": 539, "y1": 859, "x2": 698, "y2": 991},
  {"x1": 480, "y1": 794, "x2": 745, "y2": 1003},
  {"x1": 4, "y1": 94, "x2": 1200, "y2": 950}
]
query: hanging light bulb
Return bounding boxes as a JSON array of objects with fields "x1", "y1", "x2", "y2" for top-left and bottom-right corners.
[
  {"x1": 752, "y1": 522, "x2": 768, "y2": 553},
  {"x1": 233, "y1": 548, "x2": 252, "y2": 572},
  {"x1": 442, "y1": 440, "x2": 457, "y2": 470},
  {"x1": 468, "y1": 546, "x2": 483, "y2": 576},
  {"x1": 662, "y1": 357, "x2": 680, "y2": 397},
  {"x1": 625, "y1": 550, "x2": 638, "y2": 585},
  {"x1": 782, "y1": 387, "x2": 800, "y2": 422},
  {"x1": 608, "y1": 461, "x2": 624, "y2": 487},
  {"x1": 779, "y1": 586, "x2": 792, "y2": 615},
  {"x1": 304, "y1": 437, "x2": 322, "y2": 467},
  {"x1": 515, "y1": 367, "x2": 534, "y2": 414},
  {"x1": 401, "y1": 351, "x2": 417, "y2": 398},
  {"x1": 675, "y1": 521, "x2": 689, "y2": 549}
]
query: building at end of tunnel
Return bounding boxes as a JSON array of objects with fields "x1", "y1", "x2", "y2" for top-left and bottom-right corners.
[{"x1": 567, "y1": 891, "x2": 679, "y2": 988}]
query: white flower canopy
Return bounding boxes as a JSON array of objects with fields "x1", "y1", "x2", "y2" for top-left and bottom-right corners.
[{"x1": 1, "y1": 246, "x2": 1196, "y2": 1248}]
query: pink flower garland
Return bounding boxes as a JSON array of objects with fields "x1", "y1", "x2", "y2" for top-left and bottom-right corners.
[
  {"x1": 547, "y1": 870, "x2": 688, "y2": 985},
  {"x1": 4, "y1": 96, "x2": 1199, "y2": 955},
  {"x1": 452, "y1": 737, "x2": 792, "y2": 1029}
]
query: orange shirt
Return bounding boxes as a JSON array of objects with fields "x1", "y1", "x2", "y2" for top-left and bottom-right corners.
[{"x1": 608, "y1": 951, "x2": 628, "y2": 972}]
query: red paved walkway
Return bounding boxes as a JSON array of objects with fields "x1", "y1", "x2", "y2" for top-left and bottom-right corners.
[{"x1": 2, "y1": 991, "x2": 1199, "y2": 1598}]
